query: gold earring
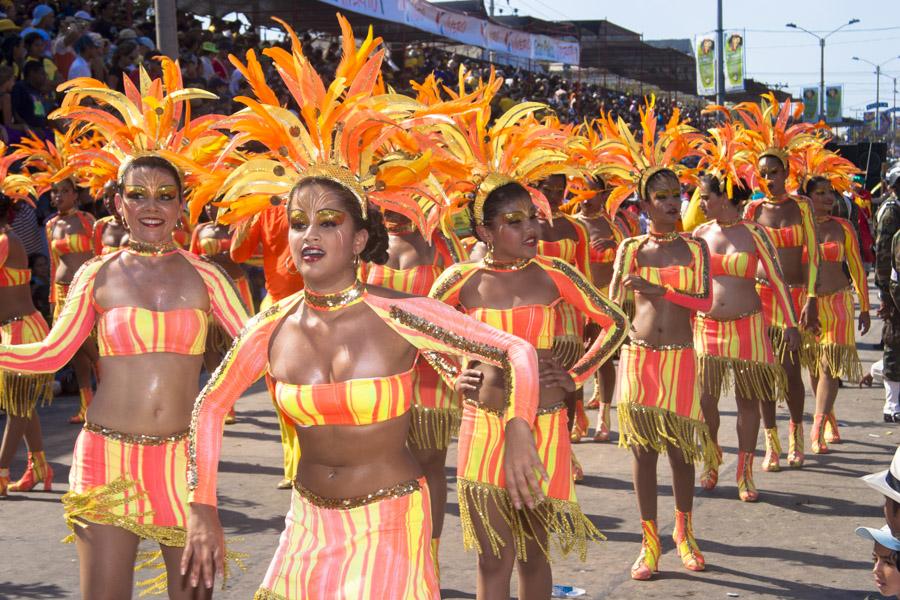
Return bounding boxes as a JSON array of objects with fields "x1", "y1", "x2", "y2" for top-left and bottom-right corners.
[{"x1": 284, "y1": 256, "x2": 299, "y2": 275}]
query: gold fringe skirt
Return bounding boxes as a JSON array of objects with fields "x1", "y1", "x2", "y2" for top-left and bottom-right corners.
[
  {"x1": 456, "y1": 401, "x2": 603, "y2": 561},
  {"x1": 804, "y1": 287, "x2": 863, "y2": 380},
  {"x1": 0, "y1": 312, "x2": 53, "y2": 417},
  {"x1": 407, "y1": 361, "x2": 460, "y2": 451},
  {"x1": 615, "y1": 343, "x2": 718, "y2": 466},
  {"x1": 694, "y1": 311, "x2": 787, "y2": 402}
]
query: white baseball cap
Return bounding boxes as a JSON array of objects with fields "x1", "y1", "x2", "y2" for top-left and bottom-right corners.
[
  {"x1": 857, "y1": 524, "x2": 900, "y2": 551},
  {"x1": 862, "y1": 446, "x2": 900, "y2": 504}
]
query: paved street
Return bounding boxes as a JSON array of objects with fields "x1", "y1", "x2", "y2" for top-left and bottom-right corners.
[{"x1": 0, "y1": 287, "x2": 891, "y2": 599}]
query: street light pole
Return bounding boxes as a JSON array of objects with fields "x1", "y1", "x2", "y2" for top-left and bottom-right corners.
[
  {"x1": 853, "y1": 55, "x2": 900, "y2": 140},
  {"x1": 786, "y1": 18, "x2": 859, "y2": 121}
]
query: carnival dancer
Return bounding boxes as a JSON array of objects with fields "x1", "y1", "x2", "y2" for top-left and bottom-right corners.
[
  {"x1": 182, "y1": 17, "x2": 545, "y2": 600},
  {"x1": 568, "y1": 125, "x2": 629, "y2": 442},
  {"x1": 423, "y1": 90, "x2": 627, "y2": 597},
  {"x1": 0, "y1": 148, "x2": 54, "y2": 497},
  {"x1": 690, "y1": 122, "x2": 801, "y2": 500},
  {"x1": 602, "y1": 99, "x2": 716, "y2": 580},
  {"x1": 736, "y1": 93, "x2": 822, "y2": 470},
  {"x1": 0, "y1": 61, "x2": 250, "y2": 598},
  {"x1": 21, "y1": 131, "x2": 100, "y2": 424},
  {"x1": 92, "y1": 180, "x2": 129, "y2": 254},
  {"x1": 799, "y1": 149, "x2": 870, "y2": 453}
]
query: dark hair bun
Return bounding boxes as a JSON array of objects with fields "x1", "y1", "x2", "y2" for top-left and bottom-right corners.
[{"x1": 360, "y1": 207, "x2": 389, "y2": 265}]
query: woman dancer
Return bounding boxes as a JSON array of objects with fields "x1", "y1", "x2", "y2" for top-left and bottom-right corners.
[
  {"x1": 0, "y1": 64, "x2": 249, "y2": 598},
  {"x1": 602, "y1": 101, "x2": 715, "y2": 580},
  {"x1": 182, "y1": 17, "x2": 545, "y2": 599},
  {"x1": 736, "y1": 94, "x2": 822, "y2": 470},
  {"x1": 424, "y1": 97, "x2": 627, "y2": 597},
  {"x1": 0, "y1": 150, "x2": 54, "y2": 497},
  {"x1": 803, "y1": 168, "x2": 870, "y2": 453}
]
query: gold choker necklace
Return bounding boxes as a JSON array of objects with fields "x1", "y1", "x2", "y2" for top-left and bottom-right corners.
[
  {"x1": 58, "y1": 208, "x2": 78, "y2": 217},
  {"x1": 305, "y1": 280, "x2": 366, "y2": 311},
  {"x1": 482, "y1": 255, "x2": 533, "y2": 271},
  {"x1": 716, "y1": 217, "x2": 743, "y2": 228},
  {"x1": 649, "y1": 230, "x2": 680, "y2": 242},
  {"x1": 126, "y1": 239, "x2": 178, "y2": 256}
]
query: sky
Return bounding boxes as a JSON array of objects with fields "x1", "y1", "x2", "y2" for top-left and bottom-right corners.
[{"x1": 435, "y1": 0, "x2": 900, "y2": 119}]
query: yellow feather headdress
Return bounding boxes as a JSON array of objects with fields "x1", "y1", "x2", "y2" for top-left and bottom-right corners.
[
  {"x1": 731, "y1": 92, "x2": 822, "y2": 188},
  {"x1": 13, "y1": 130, "x2": 94, "y2": 195},
  {"x1": 594, "y1": 96, "x2": 701, "y2": 216},
  {"x1": 563, "y1": 119, "x2": 636, "y2": 209},
  {"x1": 694, "y1": 118, "x2": 755, "y2": 199},
  {"x1": 210, "y1": 14, "x2": 446, "y2": 231},
  {"x1": 794, "y1": 143, "x2": 860, "y2": 195},
  {"x1": 0, "y1": 143, "x2": 37, "y2": 206},
  {"x1": 50, "y1": 56, "x2": 220, "y2": 193}
]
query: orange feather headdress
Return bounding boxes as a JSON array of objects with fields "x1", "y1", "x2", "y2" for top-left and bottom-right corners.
[
  {"x1": 13, "y1": 130, "x2": 95, "y2": 195},
  {"x1": 731, "y1": 92, "x2": 822, "y2": 188},
  {"x1": 794, "y1": 143, "x2": 860, "y2": 195},
  {"x1": 0, "y1": 143, "x2": 37, "y2": 206},
  {"x1": 593, "y1": 96, "x2": 701, "y2": 216},
  {"x1": 50, "y1": 56, "x2": 220, "y2": 193},
  {"x1": 694, "y1": 116, "x2": 756, "y2": 199},
  {"x1": 209, "y1": 14, "x2": 448, "y2": 232}
]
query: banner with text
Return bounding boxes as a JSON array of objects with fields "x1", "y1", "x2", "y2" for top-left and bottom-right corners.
[
  {"x1": 724, "y1": 30, "x2": 745, "y2": 92},
  {"x1": 695, "y1": 34, "x2": 717, "y2": 96},
  {"x1": 315, "y1": 0, "x2": 580, "y2": 65}
]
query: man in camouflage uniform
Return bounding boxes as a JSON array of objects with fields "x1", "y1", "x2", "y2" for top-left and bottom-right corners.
[{"x1": 882, "y1": 172, "x2": 900, "y2": 420}]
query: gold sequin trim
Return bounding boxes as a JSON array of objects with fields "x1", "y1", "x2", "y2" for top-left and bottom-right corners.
[
  {"x1": 697, "y1": 309, "x2": 762, "y2": 322},
  {"x1": 628, "y1": 339, "x2": 694, "y2": 351},
  {"x1": 126, "y1": 239, "x2": 178, "y2": 256},
  {"x1": 0, "y1": 315, "x2": 24, "y2": 326},
  {"x1": 293, "y1": 478, "x2": 420, "y2": 509},
  {"x1": 464, "y1": 397, "x2": 504, "y2": 418},
  {"x1": 304, "y1": 280, "x2": 366, "y2": 311},
  {"x1": 430, "y1": 268, "x2": 465, "y2": 301},
  {"x1": 84, "y1": 422, "x2": 188, "y2": 445},
  {"x1": 536, "y1": 402, "x2": 566, "y2": 415}
]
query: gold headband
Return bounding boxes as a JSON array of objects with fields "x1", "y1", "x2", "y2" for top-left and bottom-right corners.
[
  {"x1": 638, "y1": 165, "x2": 671, "y2": 200},
  {"x1": 473, "y1": 172, "x2": 518, "y2": 225},
  {"x1": 759, "y1": 147, "x2": 789, "y2": 170},
  {"x1": 117, "y1": 152, "x2": 186, "y2": 188},
  {"x1": 295, "y1": 163, "x2": 368, "y2": 219}
]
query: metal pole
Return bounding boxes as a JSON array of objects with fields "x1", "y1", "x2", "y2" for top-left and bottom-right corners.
[
  {"x1": 716, "y1": 0, "x2": 724, "y2": 104},
  {"x1": 876, "y1": 65, "x2": 881, "y2": 140},
  {"x1": 819, "y1": 38, "x2": 825, "y2": 120},
  {"x1": 155, "y1": 0, "x2": 178, "y2": 58}
]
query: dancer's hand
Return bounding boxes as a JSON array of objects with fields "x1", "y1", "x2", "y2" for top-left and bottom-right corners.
[
  {"x1": 182, "y1": 503, "x2": 224, "y2": 590},
  {"x1": 859, "y1": 373, "x2": 874, "y2": 387},
  {"x1": 539, "y1": 358, "x2": 576, "y2": 392},
  {"x1": 800, "y1": 297, "x2": 819, "y2": 334},
  {"x1": 624, "y1": 275, "x2": 665, "y2": 297},
  {"x1": 590, "y1": 238, "x2": 616, "y2": 252},
  {"x1": 783, "y1": 327, "x2": 801, "y2": 353},
  {"x1": 454, "y1": 369, "x2": 484, "y2": 395},
  {"x1": 504, "y1": 417, "x2": 549, "y2": 511},
  {"x1": 859, "y1": 311, "x2": 871, "y2": 335}
]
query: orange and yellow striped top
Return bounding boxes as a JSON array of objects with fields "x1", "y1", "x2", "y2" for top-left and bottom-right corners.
[
  {"x1": 744, "y1": 195, "x2": 819, "y2": 298},
  {"x1": 191, "y1": 224, "x2": 233, "y2": 257},
  {"x1": 96, "y1": 306, "x2": 208, "y2": 356},
  {"x1": 188, "y1": 288, "x2": 539, "y2": 506},
  {"x1": 92, "y1": 216, "x2": 127, "y2": 255},
  {"x1": 430, "y1": 255, "x2": 628, "y2": 389},
  {"x1": 364, "y1": 232, "x2": 463, "y2": 296},
  {"x1": 811, "y1": 217, "x2": 870, "y2": 311},
  {"x1": 46, "y1": 210, "x2": 95, "y2": 305},
  {"x1": 610, "y1": 234, "x2": 713, "y2": 314},
  {"x1": 537, "y1": 213, "x2": 592, "y2": 282},
  {"x1": 0, "y1": 248, "x2": 248, "y2": 373},
  {"x1": 0, "y1": 233, "x2": 30, "y2": 287},
  {"x1": 274, "y1": 362, "x2": 415, "y2": 427}
]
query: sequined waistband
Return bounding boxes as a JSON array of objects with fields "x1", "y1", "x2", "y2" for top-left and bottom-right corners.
[
  {"x1": 697, "y1": 309, "x2": 762, "y2": 322},
  {"x1": 293, "y1": 478, "x2": 421, "y2": 509},
  {"x1": 628, "y1": 339, "x2": 694, "y2": 351},
  {"x1": 464, "y1": 398, "x2": 565, "y2": 417},
  {"x1": 0, "y1": 315, "x2": 24, "y2": 327},
  {"x1": 83, "y1": 422, "x2": 189, "y2": 445},
  {"x1": 817, "y1": 285, "x2": 853, "y2": 298}
]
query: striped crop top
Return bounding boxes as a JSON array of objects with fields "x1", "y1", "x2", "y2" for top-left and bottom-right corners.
[
  {"x1": 366, "y1": 263, "x2": 442, "y2": 297},
  {"x1": 538, "y1": 213, "x2": 592, "y2": 282},
  {"x1": 273, "y1": 362, "x2": 415, "y2": 427},
  {"x1": 0, "y1": 234, "x2": 29, "y2": 287},
  {"x1": 198, "y1": 237, "x2": 231, "y2": 256},
  {"x1": 96, "y1": 306, "x2": 208, "y2": 356},
  {"x1": 761, "y1": 223, "x2": 803, "y2": 249},
  {"x1": 710, "y1": 252, "x2": 757, "y2": 279},
  {"x1": 467, "y1": 299, "x2": 560, "y2": 351},
  {"x1": 51, "y1": 232, "x2": 92, "y2": 255},
  {"x1": 803, "y1": 241, "x2": 843, "y2": 264}
]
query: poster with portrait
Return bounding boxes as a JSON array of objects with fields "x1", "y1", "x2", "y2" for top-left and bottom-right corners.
[
  {"x1": 724, "y1": 30, "x2": 745, "y2": 92},
  {"x1": 695, "y1": 34, "x2": 716, "y2": 96},
  {"x1": 825, "y1": 85, "x2": 842, "y2": 124},
  {"x1": 801, "y1": 87, "x2": 819, "y2": 122}
]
